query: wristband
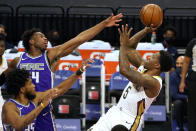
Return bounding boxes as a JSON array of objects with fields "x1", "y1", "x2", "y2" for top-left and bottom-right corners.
[
  {"x1": 41, "y1": 103, "x2": 45, "y2": 108},
  {"x1": 76, "y1": 69, "x2": 83, "y2": 76}
]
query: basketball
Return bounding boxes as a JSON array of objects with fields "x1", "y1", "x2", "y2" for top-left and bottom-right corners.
[{"x1": 140, "y1": 4, "x2": 163, "y2": 27}]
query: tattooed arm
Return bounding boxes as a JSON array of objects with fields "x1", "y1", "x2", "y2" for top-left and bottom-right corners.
[{"x1": 119, "y1": 46, "x2": 161, "y2": 98}]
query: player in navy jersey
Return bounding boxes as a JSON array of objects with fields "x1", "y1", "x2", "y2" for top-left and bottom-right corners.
[
  {"x1": 0, "y1": 13, "x2": 122, "y2": 131},
  {"x1": 2, "y1": 59, "x2": 93, "y2": 131}
]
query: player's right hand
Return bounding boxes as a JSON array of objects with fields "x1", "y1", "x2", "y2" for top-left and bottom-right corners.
[
  {"x1": 179, "y1": 81, "x2": 185, "y2": 93},
  {"x1": 118, "y1": 24, "x2": 133, "y2": 46},
  {"x1": 145, "y1": 24, "x2": 157, "y2": 32},
  {"x1": 41, "y1": 88, "x2": 58, "y2": 107}
]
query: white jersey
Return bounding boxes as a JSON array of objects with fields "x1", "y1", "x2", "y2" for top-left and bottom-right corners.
[
  {"x1": 0, "y1": 55, "x2": 8, "y2": 128},
  {"x1": 88, "y1": 66, "x2": 162, "y2": 131}
]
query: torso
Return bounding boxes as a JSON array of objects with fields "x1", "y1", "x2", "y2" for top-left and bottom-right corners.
[
  {"x1": 17, "y1": 51, "x2": 53, "y2": 92},
  {"x1": 117, "y1": 66, "x2": 162, "y2": 118}
]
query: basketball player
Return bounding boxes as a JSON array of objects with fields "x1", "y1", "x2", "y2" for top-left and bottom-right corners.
[
  {"x1": 88, "y1": 25, "x2": 173, "y2": 131},
  {"x1": 0, "y1": 36, "x2": 7, "y2": 130},
  {"x1": 0, "y1": 13, "x2": 122, "y2": 131},
  {"x1": 2, "y1": 59, "x2": 93, "y2": 131}
]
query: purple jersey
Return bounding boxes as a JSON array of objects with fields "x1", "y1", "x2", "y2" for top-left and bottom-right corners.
[
  {"x1": 17, "y1": 51, "x2": 53, "y2": 92},
  {"x1": 3, "y1": 99, "x2": 36, "y2": 131},
  {"x1": 17, "y1": 52, "x2": 56, "y2": 131}
]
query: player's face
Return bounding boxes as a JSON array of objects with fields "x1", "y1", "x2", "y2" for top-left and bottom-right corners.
[
  {"x1": 0, "y1": 40, "x2": 5, "y2": 56},
  {"x1": 144, "y1": 52, "x2": 160, "y2": 70},
  {"x1": 24, "y1": 78, "x2": 36, "y2": 100},
  {"x1": 31, "y1": 32, "x2": 48, "y2": 52}
]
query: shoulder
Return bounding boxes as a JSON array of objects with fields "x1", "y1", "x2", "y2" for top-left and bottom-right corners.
[{"x1": 3, "y1": 101, "x2": 18, "y2": 112}]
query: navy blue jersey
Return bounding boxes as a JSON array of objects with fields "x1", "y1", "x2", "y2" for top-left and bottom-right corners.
[
  {"x1": 17, "y1": 51, "x2": 56, "y2": 131},
  {"x1": 3, "y1": 99, "x2": 36, "y2": 131}
]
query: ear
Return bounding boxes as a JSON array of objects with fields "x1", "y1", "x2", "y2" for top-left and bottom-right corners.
[
  {"x1": 154, "y1": 63, "x2": 160, "y2": 70},
  {"x1": 20, "y1": 86, "x2": 26, "y2": 94},
  {"x1": 29, "y1": 39, "x2": 34, "y2": 46}
]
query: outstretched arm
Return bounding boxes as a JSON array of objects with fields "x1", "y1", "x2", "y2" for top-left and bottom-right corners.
[
  {"x1": 119, "y1": 46, "x2": 160, "y2": 98},
  {"x1": 35, "y1": 59, "x2": 94, "y2": 104},
  {"x1": 47, "y1": 13, "x2": 123, "y2": 64}
]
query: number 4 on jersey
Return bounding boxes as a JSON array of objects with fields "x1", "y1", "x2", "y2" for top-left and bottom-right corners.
[{"x1": 32, "y1": 71, "x2": 39, "y2": 83}]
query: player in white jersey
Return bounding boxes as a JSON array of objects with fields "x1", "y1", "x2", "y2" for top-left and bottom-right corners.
[
  {"x1": 88, "y1": 25, "x2": 173, "y2": 131},
  {"x1": 0, "y1": 36, "x2": 7, "y2": 130}
]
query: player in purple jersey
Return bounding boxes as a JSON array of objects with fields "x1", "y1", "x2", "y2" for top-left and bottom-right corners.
[
  {"x1": 2, "y1": 59, "x2": 93, "y2": 131},
  {"x1": 0, "y1": 13, "x2": 123, "y2": 131}
]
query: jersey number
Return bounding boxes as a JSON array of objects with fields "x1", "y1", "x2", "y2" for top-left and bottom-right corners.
[
  {"x1": 123, "y1": 86, "x2": 132, "y2": 99},
  {"x1": 32, "y1": 71, "x2": 39, "y2": 83}
]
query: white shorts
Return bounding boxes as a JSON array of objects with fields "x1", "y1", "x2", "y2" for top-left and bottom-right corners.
[{"x1": 88, "y1": 106, "x2": 143, "y2": 131}]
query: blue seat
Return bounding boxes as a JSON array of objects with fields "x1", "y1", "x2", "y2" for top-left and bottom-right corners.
[
  {"x1": 108, "y1": 72, "x2": 129, "y2": 102},
  {"x1": 54, "y1": 70, "x2": 80, "y2": 95},
  {"x1": 86, "y1": 58, "x2": 103, "y2": 77}
]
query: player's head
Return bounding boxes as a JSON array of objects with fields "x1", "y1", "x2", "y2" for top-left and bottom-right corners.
[
  {"x1": 176, "y1": 55, "x2": 184, "y2": 68},
  {"x1": 0, "y1": 34, "x2": 5, "y2": 56},
  {"x1": 111, "y1": 125, "x2": 128, "y2": 131},
  {"x1": 6, "y1": 69, "x2": 36, "y2": 100},
  {"x1": 22, "y1": 28, "x2": 48, "y2": 52},
  {"x1": 144, "y1": 50, "x2": 173, "y2": 72}
]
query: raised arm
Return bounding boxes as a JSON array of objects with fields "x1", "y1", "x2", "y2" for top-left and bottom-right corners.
[
  {"x1": 118, "y1": 24, "x2": 156, "y2": 67},
  {"x1": 47, "y1": 14, "x2": 123, "y2": 64},
  {"x1": 119, "y1": 45, "x2": 160, "y2": 98}
]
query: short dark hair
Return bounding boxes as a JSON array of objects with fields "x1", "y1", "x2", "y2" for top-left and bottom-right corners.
[
  {"x1": 159, "y1": 50, "x2": 173, "y2": 72},
  {"x1": 163, "y1": 26, "x2": 177, "y2": 37},
  {"x1": 22, "y1": 28, "x2": 41, "y2": 51},
  {"x1": 6, "y1": 69, "x2": 31, "y2": 97},
  {"x1": 111, "y1": 125, "x2": 128, "y2": 131}
]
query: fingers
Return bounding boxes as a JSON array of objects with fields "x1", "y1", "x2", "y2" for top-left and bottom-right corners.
[
  {"x1": 128, "y1": 27, "x2": 133, "y2": 36},
  {"x1": 118, "y1": 28, "x2": 122, "y2": 35},
  {"x1": 81, "y1": 59, "x2": 94, "y2": 71}
]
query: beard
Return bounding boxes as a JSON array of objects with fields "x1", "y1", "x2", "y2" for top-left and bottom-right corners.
[{"x1": 25, "y1": 92, "x2": 36, "y2": 100}]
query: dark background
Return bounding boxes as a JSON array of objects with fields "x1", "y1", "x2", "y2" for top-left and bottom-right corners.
[{"x1": 1, "y1": 0, "x2": 196, "y2": 48}]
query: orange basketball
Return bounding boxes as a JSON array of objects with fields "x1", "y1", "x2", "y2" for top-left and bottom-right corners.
[{"x1": 140, "y1": 4, "x2": 163, "y2": 27}]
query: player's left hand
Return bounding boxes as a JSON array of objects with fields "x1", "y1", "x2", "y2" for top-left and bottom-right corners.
[
  {"x1": 80, "y1": 59, "x2": 94, "y2": 72},
  {"x1": 118, "y1": 24, "x2": 133, "y2": 46},
  {"x1": 105, "y1": 13, "x2": 123, "y2": 27}
]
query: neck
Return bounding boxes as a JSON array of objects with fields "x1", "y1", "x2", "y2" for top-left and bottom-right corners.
[
  {"x1": 15, "y1": 94, "x2": 29, "y2": 106},
  {"x1": 145, "y1": 69, "x2": 160, "y2": 76},
  {"x1": 28, "y1": 48, "x2": 43, "y2": 57}
]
